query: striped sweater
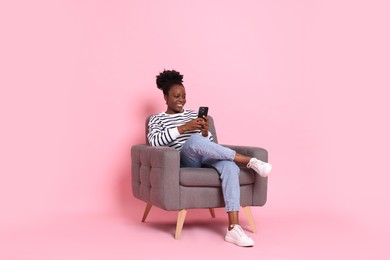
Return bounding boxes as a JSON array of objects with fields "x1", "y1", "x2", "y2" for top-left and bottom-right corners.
[{"x1": 147, "y1": 109, "x2": 214, "y2": 151}]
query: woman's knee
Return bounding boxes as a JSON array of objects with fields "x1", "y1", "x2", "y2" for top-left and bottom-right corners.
[{"x1": 219, "y1": 161, "x2": 240, "y2": 178}]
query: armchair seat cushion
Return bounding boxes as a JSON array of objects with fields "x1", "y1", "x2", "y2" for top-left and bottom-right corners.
[{"x1": 180, "y1": 167, "x2": 255, "y2": 187}]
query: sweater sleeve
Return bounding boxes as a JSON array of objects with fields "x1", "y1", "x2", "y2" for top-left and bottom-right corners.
[{"x1": 147, "y1": 115, "x2": 181, "y2": 146}]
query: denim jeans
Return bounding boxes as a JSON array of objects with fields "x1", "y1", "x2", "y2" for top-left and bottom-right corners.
[{"x1": 180, "y1": 134, "x2": 240, "y2": 212}]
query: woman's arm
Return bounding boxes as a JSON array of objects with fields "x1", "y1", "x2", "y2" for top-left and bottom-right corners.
[{"x1": 147, "y1": 116, "x2": 181, "y2": 146}]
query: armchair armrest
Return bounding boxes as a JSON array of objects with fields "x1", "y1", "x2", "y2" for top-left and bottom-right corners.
[{"x1": 131, "y1": 144, "x2": 181, "y2": 210}]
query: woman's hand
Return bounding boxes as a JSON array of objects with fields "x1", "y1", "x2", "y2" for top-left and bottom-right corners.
[
  {"x1": 178, "y1": 117, "x2": 209, "y2": 135},
  {"x1": 200, "y1": 116, "x2": 209, "y2": 137}
]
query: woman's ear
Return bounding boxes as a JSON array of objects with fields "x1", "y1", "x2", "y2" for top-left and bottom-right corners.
[{"x1": 164, "y1": 94, "x2": 168, "y2": 104}]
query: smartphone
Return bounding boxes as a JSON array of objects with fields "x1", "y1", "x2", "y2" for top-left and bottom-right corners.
[{"x1": 198, "y1": 106, "x2": 208, "y2": 119}]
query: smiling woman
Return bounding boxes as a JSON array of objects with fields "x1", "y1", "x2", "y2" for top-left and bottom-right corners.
[{"x1": 146, "y1": 69, "x2": 273, "y2": 247}]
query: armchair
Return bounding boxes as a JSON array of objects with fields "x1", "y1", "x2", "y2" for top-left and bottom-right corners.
[{"x1": 131, "y1": 115, "x2": 268, "y2": 239}]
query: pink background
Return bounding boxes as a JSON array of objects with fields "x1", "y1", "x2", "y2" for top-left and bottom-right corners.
[{"x1": 1, "y1": 0, "x2": 389, "y2": 259}]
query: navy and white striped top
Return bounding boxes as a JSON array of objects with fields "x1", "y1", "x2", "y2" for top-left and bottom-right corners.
[{"x1": 147, "y1": 109, "x2": 214, "y2": 151}]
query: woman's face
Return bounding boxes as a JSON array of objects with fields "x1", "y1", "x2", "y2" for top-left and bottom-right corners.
[{"x1": 164, "y1": 84, "x2": 186, "y2": 114}]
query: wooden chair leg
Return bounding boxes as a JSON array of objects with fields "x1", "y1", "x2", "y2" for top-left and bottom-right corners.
[
  {"x1": 175, "y1": 209, "x2": 187, "y2": 240},
  {"x1": 242, "y1": 206, "x2": 257, "y2": 233},
  {"x1": 142, "y1": 203, "x2": 153, "y2": 222},
  {"x1": 209, "y1": 208, "x2": 216, "y2": 218}
]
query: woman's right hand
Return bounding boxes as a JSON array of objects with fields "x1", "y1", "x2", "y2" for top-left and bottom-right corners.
[{"x1": 178, "y1": 118, "x2": 206, "y2": 134}]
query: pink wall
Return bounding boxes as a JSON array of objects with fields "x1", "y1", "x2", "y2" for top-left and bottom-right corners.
[{"x1": 1, "y1": 0, "x2": 389, "y2": 237}]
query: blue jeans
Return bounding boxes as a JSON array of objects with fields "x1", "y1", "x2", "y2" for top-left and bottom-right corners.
[{"x1": 180, "y1": 134, "x2": 240, "y2": 212}]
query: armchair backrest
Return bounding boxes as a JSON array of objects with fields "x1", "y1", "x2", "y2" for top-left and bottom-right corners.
[{"x1": 145, "y1": 115, "x2": 219, "y2": 145}]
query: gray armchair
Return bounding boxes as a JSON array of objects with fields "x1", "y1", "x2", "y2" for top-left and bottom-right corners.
[{"x1": 131, "y1": 115, "x2": 268, "y2": 239}]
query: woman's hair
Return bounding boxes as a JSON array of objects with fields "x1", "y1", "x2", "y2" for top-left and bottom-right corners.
[{"x1": 156, "y1": 69, "x2": 184, "y2": 95}]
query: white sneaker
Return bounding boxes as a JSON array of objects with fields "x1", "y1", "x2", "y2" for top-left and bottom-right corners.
[
  {"x1": 247, "y1": 158, "x2": 272, "y2": 177},
  {"x1": 225, "y1": 225, "x2": 254, "y2": 247}
]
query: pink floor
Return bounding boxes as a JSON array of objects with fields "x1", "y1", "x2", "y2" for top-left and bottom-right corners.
[{"x1": 1, "y1": 202, "x2": 387, "y2": 260}]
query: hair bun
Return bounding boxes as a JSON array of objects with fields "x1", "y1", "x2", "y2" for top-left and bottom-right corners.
[{"x1": 156, "y1": 69, "x2": 184, "y2": 94}]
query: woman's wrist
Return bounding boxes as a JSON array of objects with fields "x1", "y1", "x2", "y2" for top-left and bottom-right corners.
[{"x1": 179, "y1": 125, "x2": 186, "y2": 134}]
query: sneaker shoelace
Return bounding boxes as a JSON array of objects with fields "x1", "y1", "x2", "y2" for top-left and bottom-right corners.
[
  {"x1": 247, "y1": 159, "x2": 262, "y2": 170},
  {"x1": 232, "y1": 225, "x2": 248, "y2": 238}
]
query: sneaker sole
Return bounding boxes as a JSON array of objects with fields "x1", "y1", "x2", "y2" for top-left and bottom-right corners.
[{"x1": 225, "y1": 236, "x2": 254, "y2": 247}]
